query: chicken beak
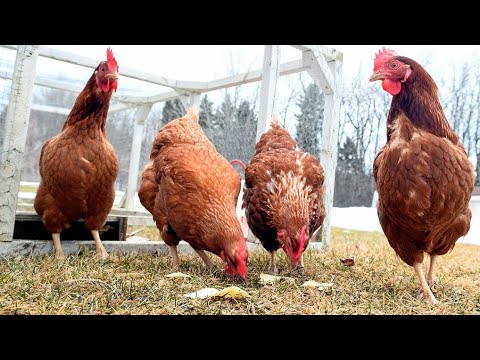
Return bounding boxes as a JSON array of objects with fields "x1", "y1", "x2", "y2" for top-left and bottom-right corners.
[
  {"x1": 105, "y1": 70, "x2": 119, "y2": 80},
  {"x1": 369, "y1": 72, "x2": 385, "y2": 82}
]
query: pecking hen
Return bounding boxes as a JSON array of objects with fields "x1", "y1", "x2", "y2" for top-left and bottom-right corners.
[
  {"x1": 138, "y1": 108, "x2": 248, "y2": 279},
  {"x1": 240, "y1": 119, "x2": 325, "y2": 273},
  {"x1": 370, "y1": 48, "x2": 475, "y2": 304},
  {"x1": 34, "y1": 48, "x2": 119, "y2": 259}
]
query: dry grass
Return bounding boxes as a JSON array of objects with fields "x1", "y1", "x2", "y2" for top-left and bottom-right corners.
[
  {"x1": 18, "y1": 184, "x2": 38, "y2": 193},
  {"x1": 127, "y1": 226, "x2": 160, "y2": 240},
  {"x1": 1, "y1": 227, "x2": 479, "y2": 315}
]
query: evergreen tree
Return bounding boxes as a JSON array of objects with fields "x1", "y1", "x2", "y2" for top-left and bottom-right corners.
[
  {"x1": 338, "y1": 136, "x2": 363, "y2": 173},
  {"x1": 236, "y1": 100, "x2": 256, "y2": 125},
  {"x1": 295, "y1": 83, "x2": 325, "y2": 156},
  {"x1": 215, "y1": 93, "x2": 236, "y2": 128},
  {"x1": 232, "y1": 100, "x2": 257, "y2": 164},
  {"x1": 199, "y1": 94, "x2": 215, "y2": 129},
  {"x1": 212, "y1": 94, "x2": 237, "y2": 158},
  {"x1": 334, "y1": 136, "x2": 374, "y2": 207},
  {"x1": 162, "y1": 99, "x2": 185, "y2": 124}
]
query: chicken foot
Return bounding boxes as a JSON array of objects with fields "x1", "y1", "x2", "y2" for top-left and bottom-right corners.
[
  {"x1": 91, "y1": 230, "x2": 109, "y2": 259},
  {"x1": 195, "y1": 250, "x2": 213, "y2": 270},
  {"x1": 416, "y1": 254, "x2": 438, "y2": 296},
  {"x1": 413, "y1": 261, "x2": 439, "y2": 305},
  {"x1": 52, "y1": 233, "x2": 65, "y2": 259}
]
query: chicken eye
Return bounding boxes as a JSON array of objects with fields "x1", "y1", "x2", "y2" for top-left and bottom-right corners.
[{"x1": 391, "y1": 62, "x2": 399, "y2": 69}]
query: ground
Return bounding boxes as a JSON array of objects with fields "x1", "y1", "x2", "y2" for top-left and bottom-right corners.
[{"x1": 0, "y1": 227, "x2": 479, "y2": 315}]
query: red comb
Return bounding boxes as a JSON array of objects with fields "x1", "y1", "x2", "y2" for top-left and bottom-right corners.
[
  {"x1": 373, "y1": 47, "x2": 398, "y2": 71},
  {"x1": 107, "y1": 47, "x2": 118, "y2": 71}
]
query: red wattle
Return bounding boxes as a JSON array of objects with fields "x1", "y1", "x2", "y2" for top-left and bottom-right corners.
[
  {"x1": 382, "y1": 78, "x2": 401, "y2": 96},
  {"x1": 100, "y1": 79, "x2": 110, "y2": 93}
]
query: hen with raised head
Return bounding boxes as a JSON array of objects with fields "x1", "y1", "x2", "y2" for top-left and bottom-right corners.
[
  {"x1": 34, "y1": 48, "x2": 119, "y2": 259},
  {"x1": 370, "y1": 48, "x2": 475, "y2": 304}
]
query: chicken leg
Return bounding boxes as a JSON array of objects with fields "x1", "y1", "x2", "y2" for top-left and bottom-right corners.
[
  {"x1": 169, "y1": 245, "x2": 179, "y2": 270},
  {"x1": 91, "y1": 230, "x2": 109, "y2": 259},
  {"x1": 195, "y1": 250, "x2": 213, "y2": 270},
  {"x1": 52, "y1": 233, "x2": 65, "y2": 259},
  {"x1": 413, "y1": 262, "x2": 439, "y2": 305},
  {"x1": 428, "y1": 255, "x2": 438, "y2": 291},
  {"x1": 270, "y1": 250, "x2": 277, "y2": 274}
]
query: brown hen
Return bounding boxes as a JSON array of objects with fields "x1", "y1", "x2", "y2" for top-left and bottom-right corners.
[
  {"x1": 138, "y1": 108, "x2": 248, "y2": 279},
  {"x1": 241, "y1": 119, "x2": 325, "y2": 273},
  {"x1": 34, "y1": 48, "x2": 119, "y2": 259},
  {"x1": 370, "y1": 48, "x2": 475, "y2": 304}
]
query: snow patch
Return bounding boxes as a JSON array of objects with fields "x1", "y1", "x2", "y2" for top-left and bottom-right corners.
[
  {"x1": 331, "y1": 207, "x2": 383, "y2": 233},
  {"x1": 331, "y1": 201, "x2": 480, "y2": 246}
]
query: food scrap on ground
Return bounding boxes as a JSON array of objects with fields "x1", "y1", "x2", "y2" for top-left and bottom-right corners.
[
  {"x1": 259, "y1": 273, "x2": 295, "y2": 285},
  {"x1": 184, "y1": 286, "x2": 251, "y2": 300},
  {"x1": 184, "y1": 288, "x2": 220, "y2": 299},
  {"x1": 302, "y1": 280, "x2": 333, "y2": 290},
  {"x1": 165, "y1": 272, "x2": 191, "y2": 278}
]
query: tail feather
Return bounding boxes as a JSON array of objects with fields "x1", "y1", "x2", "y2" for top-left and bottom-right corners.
[
  {"x1": 270, "y1": 114, "x2": 283, "y2": 128},
  {"x1": 254, "y1": 114, "x2": 296, "y2": 154}
]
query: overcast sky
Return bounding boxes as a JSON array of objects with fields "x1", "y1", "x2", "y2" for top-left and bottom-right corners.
[
  {"x1": 44, "y1": 44, "x2": 480, "y2": 83},
  {"x1": 29, "y1": 45, "x2": 480, "y2": 138},
  {"x1": 30, "y1": 45, "x2": 477, "y2": 109}
]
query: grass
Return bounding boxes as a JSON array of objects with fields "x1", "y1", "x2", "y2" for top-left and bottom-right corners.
[
  {"x1": 0, "y1": 227, "x2": 479, "y2": 314},
  {"x1": 18, "y1": 184, "x2": 38, "y2": 193},
  {"x1": 127, "y1": 226, "x2": 159, "y2": 240}
]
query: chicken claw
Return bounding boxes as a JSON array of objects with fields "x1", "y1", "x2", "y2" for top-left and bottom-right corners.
[
  {"x1": 91, "y1": 230, "x2": 109, "y2": 260},
  {"x1": 95, "y1": 250, "x2": 109, "y2": 260},
  {"x1": 414, "y1": 262, "x2": 439, "y2": 305}
]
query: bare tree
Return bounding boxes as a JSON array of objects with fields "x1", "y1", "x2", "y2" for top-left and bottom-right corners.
[
  {"x1": 472, "y1": 69, "x2": 480, "y2": 186},
  {"x1": 334, "y1": 68, "x2": 390, "y2": 206},
  {"x1": 280, "y1": 73, "x2": 302, "y2": 127},
  {"x1": 446, "y1": 63, "x2": 471, "y2": 148}
]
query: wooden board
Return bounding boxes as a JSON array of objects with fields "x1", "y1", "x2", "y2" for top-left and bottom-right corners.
[{"x1": 13, "y1": 214, "x2": 127, "y2": 241}]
